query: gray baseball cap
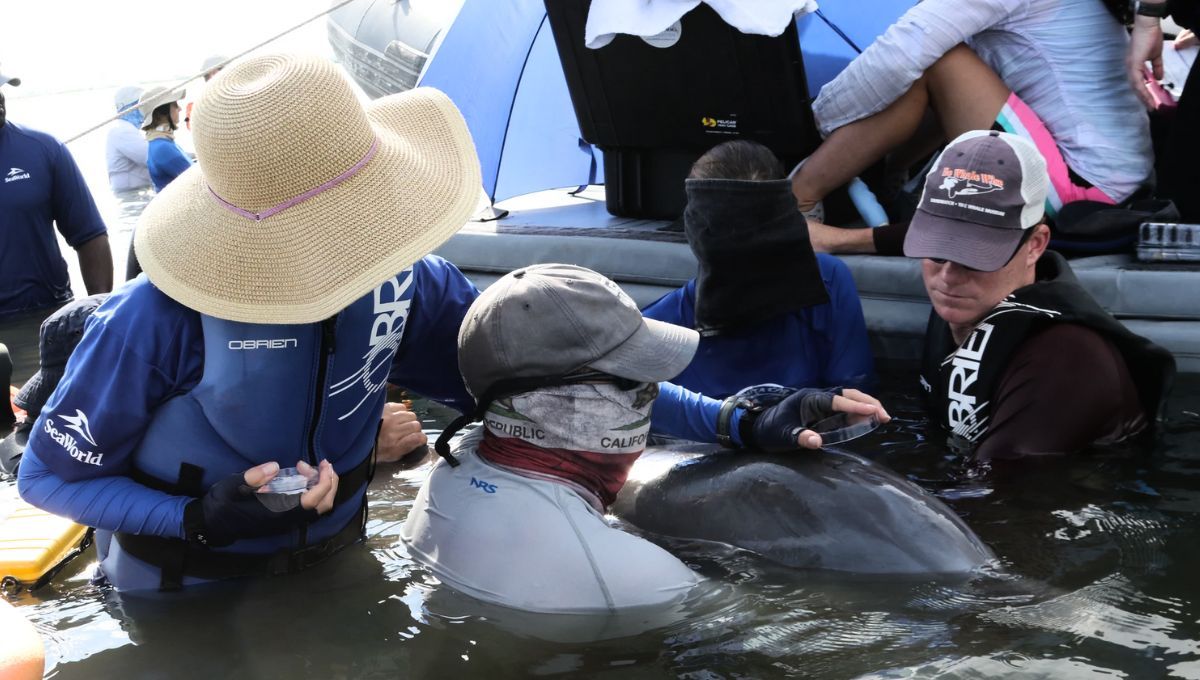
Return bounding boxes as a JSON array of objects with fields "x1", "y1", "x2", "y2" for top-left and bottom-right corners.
[
  {"x1": 458, "y1": 264, "x2": 699, "y2": 399},
  {"x1": 904, "y1": 130, "x2": 1049, "y2": 272}
]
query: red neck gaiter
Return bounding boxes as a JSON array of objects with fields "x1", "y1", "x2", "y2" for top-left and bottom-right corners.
[{"x1": 474, "y1": 382, "x2": 658, "y2": 509}]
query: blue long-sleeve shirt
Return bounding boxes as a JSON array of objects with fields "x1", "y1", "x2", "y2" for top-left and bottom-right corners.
[
  {"x1": 146, "y1": 137, "x2": 192, "y2": 191},
  {"x1": 642, "y1": 254, "x2": 875, "y2": 398},
  {"x1": 18, "y1": 256, "x2": 730, "y2": 537}
]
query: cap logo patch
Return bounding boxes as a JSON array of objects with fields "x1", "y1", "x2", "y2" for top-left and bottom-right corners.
[
  {"x1": 927, "y1": 167, "x2": 1009, "y2": 218},
  {"x1": 938, "y1": 167, "x2": 1005, "y2": 199}
]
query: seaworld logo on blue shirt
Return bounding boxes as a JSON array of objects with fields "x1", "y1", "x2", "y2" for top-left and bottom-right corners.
[
  {"x1": 470, "y1": 477, "x2": 497, "y2": 494},
  {"x1": 43, "y1": 409, "x2": 104, "y2": 466}
]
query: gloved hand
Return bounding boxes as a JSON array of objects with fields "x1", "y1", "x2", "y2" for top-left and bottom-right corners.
[
  {"x1": 183, "y1": 460, "x2": 337, "y2": 547},
  {"x1": 745, "y1": 388, "x2": 837, "y2": 452},
  {"x1": 744, "y1": 387, "x2": 891, "y2": 452}
]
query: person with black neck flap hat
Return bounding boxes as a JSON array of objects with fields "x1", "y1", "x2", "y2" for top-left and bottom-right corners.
[
  {"x1": 643, "y1": 140, "x2": 875, "y2": 398},
  {"x1": 905, "y1": 130, "x2": 1175, "y2": 459}
]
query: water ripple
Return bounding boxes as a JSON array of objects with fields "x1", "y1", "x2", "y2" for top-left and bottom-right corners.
[{"x1": 982, "y1": 575, "x2": 1197, "y2": 656}]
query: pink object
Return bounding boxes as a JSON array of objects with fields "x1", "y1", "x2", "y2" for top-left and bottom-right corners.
[
  {"x1": 995, "y1": 93, "x2": 1116, "y2": 217},
  {"x1": 1144, "y1": 65, "x2": 1179, "y2": 111},
  {"x1": 208, "y1": 137, "x2": 380, "y2": 221}
]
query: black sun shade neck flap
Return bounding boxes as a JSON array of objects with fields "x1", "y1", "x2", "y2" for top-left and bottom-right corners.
[{"x1": 684, "y1": 178, "x2": 830, "y2": 336}]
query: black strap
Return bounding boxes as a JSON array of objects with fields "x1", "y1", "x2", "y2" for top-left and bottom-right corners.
[
  {"x1": 115, "y1": 500, "x2": 367, "y2": 590},
  {"x1": 715, "y1": 396, "x2": 740, "y2": 449},
  {"x1": 131, "y1": 451, "x2": 374, "y2": 504},
  {"x1": 121, "y1": 449, "x2": 377, "y2": 591}
]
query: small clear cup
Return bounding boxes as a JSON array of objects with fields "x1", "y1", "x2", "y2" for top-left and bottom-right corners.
[{"x1": 260, "y1": 466, "x2": 319, "y2": 495}]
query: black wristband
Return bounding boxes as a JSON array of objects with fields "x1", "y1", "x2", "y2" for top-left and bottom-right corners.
[
  {"x1": 1135, "y1": 1, "x2": 1169, "y2": 18},
  {"x1": 871, "y1": 221, "x2": 910, "y2": 256},
  {"x1": 738, "y1": 408, "x2": 760, "y2": 449}
]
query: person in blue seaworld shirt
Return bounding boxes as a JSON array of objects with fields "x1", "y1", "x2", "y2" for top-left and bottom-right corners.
[{"x1": 0, "y1": 74, "x2": 112, "y2": 321}]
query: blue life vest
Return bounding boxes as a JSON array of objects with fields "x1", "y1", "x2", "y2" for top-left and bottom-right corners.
[{"x1": 102, "y1": 270, "x2": 417, "y2": 590}]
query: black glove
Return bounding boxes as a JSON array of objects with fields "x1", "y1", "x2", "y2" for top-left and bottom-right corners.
[
  {"x1": 183, "y1": 473, "x2": 318, "y2": 547},
  {"x1": 743, "y1": 387, "x2": 838, "y2": 452}
]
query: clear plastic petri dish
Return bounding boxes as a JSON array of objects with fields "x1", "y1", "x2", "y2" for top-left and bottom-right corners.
[{"x1": 808, "y1": 412, "x2": 881, "y2": 446}]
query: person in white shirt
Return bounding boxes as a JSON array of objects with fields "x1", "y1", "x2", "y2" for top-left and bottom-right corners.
[
  {"x1": 791, "y1": 0, "x2": 1153, "y2": 254},
  {"x1": 105, "y1": 86, "x2": 151, "y2": 193}
]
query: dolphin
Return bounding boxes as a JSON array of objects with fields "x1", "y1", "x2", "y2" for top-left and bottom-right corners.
[{"x1": 613, "y1": 445, "x2": 995, "y2": 575}]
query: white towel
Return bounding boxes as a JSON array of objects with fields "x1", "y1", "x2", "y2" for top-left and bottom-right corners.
[{"x1": 585, "y1": 0, "x2": 819, "y2": 49}]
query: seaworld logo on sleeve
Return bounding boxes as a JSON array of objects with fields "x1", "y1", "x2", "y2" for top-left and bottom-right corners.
[{"x1": 43, "y1": 409, "x2": 105, "y2": 466}]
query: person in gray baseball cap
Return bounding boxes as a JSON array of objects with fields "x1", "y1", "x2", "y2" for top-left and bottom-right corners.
[
  {"x1": 402, "y1": 264, "x2": 884, "y2": 616},
  {"x1": 905, "y1": 130, "x2": 1173, "y2": 460}
]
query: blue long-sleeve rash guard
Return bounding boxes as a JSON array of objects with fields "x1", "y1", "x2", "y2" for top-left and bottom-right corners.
[
  {"x1": 146, "y1": 138, "x2": 192, "y2": 192},
  {"x1": 642, "y1": 254, "x2": 875, "y2": 398},
  {"x1": 18, "y1": 256, "x2": 732, "y2": 537}
]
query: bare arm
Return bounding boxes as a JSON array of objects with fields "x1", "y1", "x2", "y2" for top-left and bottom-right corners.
[
  {"x1": 811, "y1": 0, "x2": 1020, "y2": 136},
  {"x1": 76, "y1": 234, "x2": 113, "y2": 295},
  {"x1": 808, "y1": 222, "x2": 878, "y2": 254},
  {"x1": 1127, "y1": 10, "x2": 1166, "y2": 110}
]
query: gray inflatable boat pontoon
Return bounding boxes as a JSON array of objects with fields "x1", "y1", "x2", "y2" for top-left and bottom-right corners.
[{"x1": 436, "y1": 188, "x2": 1200, "y2": 373}]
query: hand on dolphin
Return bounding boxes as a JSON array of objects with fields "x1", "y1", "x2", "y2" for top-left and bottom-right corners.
[{"x1": 749, "y1": 388, "x2": 890, "y2": 451}]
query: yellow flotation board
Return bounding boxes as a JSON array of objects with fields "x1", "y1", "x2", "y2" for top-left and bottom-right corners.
[
  {"x1": 0, "y1": 489, "x2": 91, "y2": 591},
  {"x1": 0, "y1": 598, "x2": 44, "y2": 680}
]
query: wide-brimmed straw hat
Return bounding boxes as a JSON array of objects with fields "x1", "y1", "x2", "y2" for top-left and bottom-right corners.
[
  {"x1": 133, "y1": 53, "x2": 482, "y2": 324},
  {"x1": 137, "y1": 85, "x2": 186, "y2": 126}
]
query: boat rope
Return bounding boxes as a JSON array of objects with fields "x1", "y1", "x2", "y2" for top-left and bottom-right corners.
[
  {"x1": 64, "y1": 0, "x2": 358, "y2": 144},
  {"x1": 814, "y1": 9, "x2": 863, "y2": 54}
]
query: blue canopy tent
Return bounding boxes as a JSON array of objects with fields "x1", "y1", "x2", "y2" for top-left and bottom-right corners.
[{"x1": 418, "y1": 0, "x2": 916, "y2": 205}]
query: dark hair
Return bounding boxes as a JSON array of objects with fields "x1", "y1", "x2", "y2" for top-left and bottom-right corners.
[
  {"x1": 150, "y1": 102, "x2": 177, "y2": 131},
  {"x1": 688, "y1": 140, "x2": 784, "y2": 181}
]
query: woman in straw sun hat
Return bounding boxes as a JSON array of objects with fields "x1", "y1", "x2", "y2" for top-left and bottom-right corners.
[
  {"x1": 16, "y1": 52, "x2": 484, "y2": 592},
  {"x1": 16, "y1": 52, "x2": 886, "y2": 594},
  {"x1": 138, "y1": 85, "x2": 191, "y2": 191}
]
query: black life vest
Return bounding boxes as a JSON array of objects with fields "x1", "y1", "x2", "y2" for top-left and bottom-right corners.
[{"x1": 919, "y1": 251, "x2": 1175, "y2": 444}]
